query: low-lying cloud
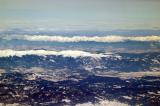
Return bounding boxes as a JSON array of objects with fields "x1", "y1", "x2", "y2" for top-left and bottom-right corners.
[
  {"x1": 1, "y1": 35, "x2": 160, "y2": 42},
  {"x1": 0, "y1": 49, "x2": 115, "y2": 58}
]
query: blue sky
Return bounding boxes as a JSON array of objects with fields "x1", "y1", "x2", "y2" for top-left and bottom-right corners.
[{"x1": 0, "y1": 0, "x2": 160, "y2": 30}]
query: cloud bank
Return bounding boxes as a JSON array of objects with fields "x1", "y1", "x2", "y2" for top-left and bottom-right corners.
[
  {"x1": 1, "y1": 35, "x2": 160, "y2": 42},
  {"x1": 0, "y1": 49, "x2": 115, "y2": 58}
]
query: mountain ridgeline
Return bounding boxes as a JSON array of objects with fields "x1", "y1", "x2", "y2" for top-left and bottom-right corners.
[{"x1": 0, "y1": 52, "x2": 159, "y2": 73}]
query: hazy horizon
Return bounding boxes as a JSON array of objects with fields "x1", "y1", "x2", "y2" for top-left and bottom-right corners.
[{"x1": 1, "y1": 0, "x2": 160, "y2": 30}]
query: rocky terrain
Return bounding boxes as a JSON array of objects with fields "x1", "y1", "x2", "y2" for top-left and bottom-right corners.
[{"x1": 0, "y1": 72, "x2": 160, "y2": 106}]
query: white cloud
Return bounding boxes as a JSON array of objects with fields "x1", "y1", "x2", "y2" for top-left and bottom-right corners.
[
  {"x1": 0, "y1": 49, "x2": 112, "y2": 58},
  {"x1": 2, "y1": 35, "x2": 160, "y2": 42}
]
